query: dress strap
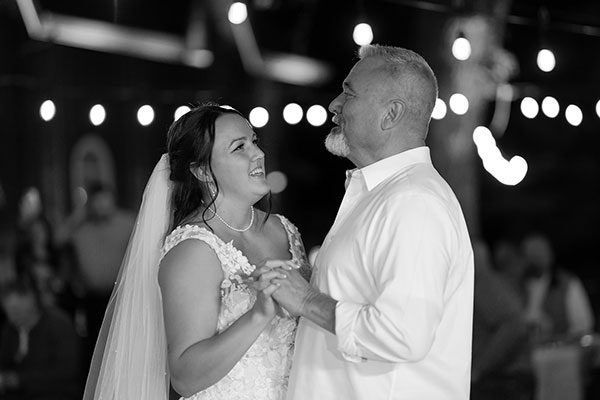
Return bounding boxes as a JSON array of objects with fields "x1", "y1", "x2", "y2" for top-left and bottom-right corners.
[{"x1": 160, "y1": 225, "x2": 252, "y2": 277}]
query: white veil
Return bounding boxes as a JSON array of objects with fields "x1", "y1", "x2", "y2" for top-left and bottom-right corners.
[{"x1": 83, "y1": 154, "x2": 172, "y2": 400}]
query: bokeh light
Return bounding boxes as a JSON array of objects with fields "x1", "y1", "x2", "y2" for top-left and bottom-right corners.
[
  {"x1": 541, "y1": 96, "x2": 560, "y2": 118},
  {"x1": 431, "y1": 98, "x2": 447, "y2": 120},
  {"x1": 565, "y1": 104, "x2": 583, "y2": 126},
  {"x1": 520, "y1": 97, "x2": 539, "y2": 119},
  {"x1": 537, "y1": 49, "x2": 556, "y2": 72},
  {"x1": 306, "y1": 105, "x2": 327, "y2": 127},
  {"x1": 283, "y1": 103, "x2": 303, "y2": 125},
  {"x1": 266, "y1": 171, "x2": 288, "y2": 194},
  {"x1": 449, "y1": 93, "x2": 469, "y2": 115},
  {"x1": 174, "y1": 105, "x2": 191, "y2": 121},
  {"x1": 228, "y1": 2, "x2": 248, "y2": 24},
  {"x1": 40, "y1": 100, "x2": 56, "y2": 121},
  {"x1": 353, "y1": 23, "x2": 374, "y2": 46},
  {"x1": 249, "y1": 107, "x2": 269, "y2": 128},
  {"x1": 452, "y1": 37, "x2": 471, "y2": 61},
  {"x1": 89, "y1": 104, "x2": 106, "y2": 126},
  {"x1": 137, "y1": 105, "x2": 155, "y2": 126}
]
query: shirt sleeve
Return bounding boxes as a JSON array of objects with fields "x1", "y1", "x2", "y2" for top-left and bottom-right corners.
[{"x1": 335, "y1": 193, "x2": 456, "y2": 363}]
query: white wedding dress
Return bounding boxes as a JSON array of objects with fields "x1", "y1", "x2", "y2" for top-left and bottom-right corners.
[{"x1": 160, "y1": 215, "x2": 309, "y2": 400}]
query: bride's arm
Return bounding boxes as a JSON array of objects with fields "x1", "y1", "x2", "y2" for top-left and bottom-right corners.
[{"x1": 158, "y1": 239, "x2": 280, "y2": 398}]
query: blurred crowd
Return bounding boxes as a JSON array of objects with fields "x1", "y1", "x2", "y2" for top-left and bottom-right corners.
[
  {"x1": 472, "y1": 233, "x2": 599, "y2": 400},
  {"x1": 0, "y1": 182, "x2": 599, "y2": 399},
  {"x1": 0, "y1": 183, "x2": 134, "y2": 400}
]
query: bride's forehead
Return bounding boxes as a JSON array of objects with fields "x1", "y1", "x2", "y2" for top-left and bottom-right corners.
[{"x1": 214, "y1": 114, "x2": 254, "y2": 139}]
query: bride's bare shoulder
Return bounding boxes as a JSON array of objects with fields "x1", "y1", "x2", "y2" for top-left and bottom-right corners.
[{"x1": 159, "y1": 232, "x2": 222, "y2": 288}]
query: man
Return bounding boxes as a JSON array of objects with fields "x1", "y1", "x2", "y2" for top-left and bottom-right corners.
[
  {"x1": 70, "y1": 182, "x2": 134, "y2": 360},
  {"x1": 521, "y1": 233, "x2": 594, "y2": 340},
  {"x1": 0, "y1": 277, "x2": 81, "y2": 400},
  {"x1": 264, "y1": 45, "x2": 474, "y2": 399}
]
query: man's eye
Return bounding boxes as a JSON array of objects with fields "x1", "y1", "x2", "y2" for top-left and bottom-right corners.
[{"x1": 234, "y1": 144, "x2": 244, "y2": 151}]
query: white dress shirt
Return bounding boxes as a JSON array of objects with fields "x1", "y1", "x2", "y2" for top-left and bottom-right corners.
[{"x1": 287, "y1": 147, "x2": 474, "y2": 400}]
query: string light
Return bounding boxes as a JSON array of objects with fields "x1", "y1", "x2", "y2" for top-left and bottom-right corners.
[
  {"x1": 353, "y1": 23, "x2": 373, "y2": 46},
  {"x1": 228, "y1": 2, "x2": 248, "y2": 24},
  {"x1": 306, "y1": 105, "x2": 327, "y2": 126},
  {"x1": 452, "y1": 34, "x2": 471, "y2": 61},
  {"x1": 174, "y1": 105, "x2": 191, "y2": 121},
  {"x1": 541, "y1": 96, "x2": 559, "y2": 118},
  {"x1": 283, "y1": 103, "x2": 303, "y2": 125},
  {"x1": 472, "y1": 126, "x2": 528, "y2": 186},
  {"x1": 249, "y1": 107, "x2": 269, "y2": 128},
  {"x1": 137, "y1": 105, "x2": 154, "y2": 126},
  {"x1": 565, "y1": 105, "x2": 583, "y2": 126},
  {"x1": 431, "y1": 98, "x2": 447, "y2": 120},
  {"x1": 537, "y1": 48, "x2": 556, "y2": 72},
  {"x1": 449, "y1": 93, "x2": 469, "y2": 115},
  {"x1": 40, "y1": 100, "x2": 56, "y2": 121},
  {"x1": 520, "y1": 97, "x2": 539, "y2": 119},
  {"x1": 89, "y1": 104, "x2": 106, "y2": 126}
]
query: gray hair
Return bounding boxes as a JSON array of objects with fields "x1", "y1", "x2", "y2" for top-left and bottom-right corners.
[{"x1": 358, "y1": 45, "x2": 438, "y2": 126}]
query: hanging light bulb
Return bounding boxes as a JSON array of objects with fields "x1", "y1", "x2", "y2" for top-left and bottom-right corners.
[
  {"x1": 40, "y1": 100, "x2": 56, "y2": 121},
  {"x1": 452, "y1": 33, "x2": 471, "y2": 61},
  {"x1": 537, "y1": 48, "x2": 556, "y2": 72},
  {"x1": 228, "y1": 2, "x2": 248, "y2": 25},
  {"x1": 352, "y1": 23, "x2": 373, "y2": 46}
]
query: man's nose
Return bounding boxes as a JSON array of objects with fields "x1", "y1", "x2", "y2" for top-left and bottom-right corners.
[{"x1": 328, "y1": 93, "x2": 343, "y2": 115}]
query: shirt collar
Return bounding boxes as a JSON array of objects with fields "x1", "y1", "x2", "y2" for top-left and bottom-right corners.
[{"x1": 346, "y1": 146, "x2": 432, "y2": 191}]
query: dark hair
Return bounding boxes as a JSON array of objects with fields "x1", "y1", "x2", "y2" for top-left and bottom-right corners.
[
  {"x1": 15, "y1": 215, "x2": 58, "y2": 277},
  {"x1": 167, "y1": 102, "x2": 270, "y2": 232}
]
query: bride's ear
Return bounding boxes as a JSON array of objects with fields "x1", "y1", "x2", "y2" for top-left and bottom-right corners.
[{"x1": 189, "y1": 163, "x2": 212, "y2": 182}]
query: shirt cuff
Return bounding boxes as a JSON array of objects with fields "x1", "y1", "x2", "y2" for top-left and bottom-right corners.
[{"x1": 335, "y1": 300, "x2": 367, "y2": 363}]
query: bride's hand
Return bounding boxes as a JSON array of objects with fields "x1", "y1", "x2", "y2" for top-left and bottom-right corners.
[{"x1": 250, "y1": 265, "x2": 288, "y2": 320}]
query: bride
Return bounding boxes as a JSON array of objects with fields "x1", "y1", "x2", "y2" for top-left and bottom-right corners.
[{"x1": 83, "y1": 103, "x2": 310, "y2": 400}]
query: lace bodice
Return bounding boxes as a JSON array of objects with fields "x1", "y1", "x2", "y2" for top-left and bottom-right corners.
[{"x1": 160, "y1": 214, "x2": 309, "y2": 400}]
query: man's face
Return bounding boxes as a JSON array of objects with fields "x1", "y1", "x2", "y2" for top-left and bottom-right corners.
[
  {"x1": 522, "y1": 236, "x2": 553, "y2": 274},
  {"x1": 1, "y1": 292, "x2": 37, "y2": 329},
  {"x1": 89, "y1": 191, "x2": 116, "y2": 220},
  {"x1": 327, "y1": 57, "x2": 389, "y2": 167}
]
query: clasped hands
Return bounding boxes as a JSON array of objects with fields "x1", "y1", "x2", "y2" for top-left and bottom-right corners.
[{"x1": 249, "y1": 260, "x2": 313, "y2": 318}]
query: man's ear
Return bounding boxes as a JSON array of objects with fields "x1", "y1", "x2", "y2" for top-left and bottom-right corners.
[
  {"x1": 190, "y1": 164, "x2": 211, "y2": 182},
  {"x1": 381, "y1": 99, "x2": 405, "y2": 131}
]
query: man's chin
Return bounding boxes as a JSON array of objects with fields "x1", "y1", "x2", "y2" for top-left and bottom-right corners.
[{"x1": 325, "y1": 132, "x2": 350, "y2": 157}]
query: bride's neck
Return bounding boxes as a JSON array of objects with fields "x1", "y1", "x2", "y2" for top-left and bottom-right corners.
[{"x1": 211, "y1": 197, "x2": 254, "y2": 226}]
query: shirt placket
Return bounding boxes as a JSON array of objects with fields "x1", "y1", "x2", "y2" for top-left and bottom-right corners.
[{"x1": 328, "y1": 171, "x2": 366, "y2": 237}]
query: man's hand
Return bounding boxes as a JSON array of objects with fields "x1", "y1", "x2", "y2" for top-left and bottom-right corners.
[
  {"x1": 250, "y1": 259, "x2": 312, "y2": 317},
  {"x1": 270, "y1": 267, "x2": 314, "y2": 317},
  {"x1": 252, "y1": 259, "x2": 337, "y2": 333}
]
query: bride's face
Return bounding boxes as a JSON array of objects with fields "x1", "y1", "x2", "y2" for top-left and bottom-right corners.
[{"x1": 210, "y1": 114, "x2": 270, "y2": 202}]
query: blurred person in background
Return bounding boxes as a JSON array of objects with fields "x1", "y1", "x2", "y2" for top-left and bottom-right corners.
[
  {"x1": 0, "y1": 274, "x2": 81, "y2": 400},
  {"x1": 471, "y1": 238, "x2": 534, "y2": 400},
  {"x1": 14, "y1": 188, "x2": 74, "y2": 314},
  {"x1": 492, "y1": 237, "x2": 529, "y2": 302},
  {"x1": 521, "y1": 232, "x2": 595, "y2": 342},
  {"x1": 69, "y1": 181, "x2": 135, "y2": 362}
]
